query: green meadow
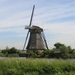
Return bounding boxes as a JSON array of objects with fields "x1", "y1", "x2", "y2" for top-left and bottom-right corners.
[{"x1": 0, "y1": 58, "x2": 75, "y2": 75}]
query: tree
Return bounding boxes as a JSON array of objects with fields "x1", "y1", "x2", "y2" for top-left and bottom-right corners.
[
  {"x1": 2, "y1": 49, "x2": 9, "y2": 54},
  {"x1": 54, "y1": 42, "x2": 64, "y2": 49},
  {"x1": 28, "y1": 51, "x2": 37, "y2": 58},
  {"x1": 8, "y1": 47, "x2": 17, "y2": 54},
  {"x1": 54, "y1": 42, "x2": 72, "y2": 58},
  {"x1": 59, "y1": 45, "x2": 68, "y2": 58},
  {"x1": 41, "y1": 50, "x2": 51, "y2": 58}
]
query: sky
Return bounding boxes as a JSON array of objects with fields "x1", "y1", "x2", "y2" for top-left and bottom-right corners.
[{"x1": 0, "y1": 0, "x2": 75, "y2": 50}]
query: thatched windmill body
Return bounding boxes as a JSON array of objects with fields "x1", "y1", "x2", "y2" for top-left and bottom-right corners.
[{"x1": 23, "y1": 5, "x2": 48, "y2": 51}]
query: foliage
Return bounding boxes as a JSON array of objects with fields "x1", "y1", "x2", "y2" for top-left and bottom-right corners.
[
  {"x1": 0, "y1": 59, "x2": 75, "y2": 75},
  {"x1": 7, "y1": 53, "x2": 19, "y2": 57},
  {"x1": 0, "y1": 42, "x2": 75, "y2": 58},
  {"x1": 0, "y1": 52, "x2": 5, "y2": 57},
  {"x1": 41, "y1": 50, "x2": 51, "y2": 58},
  {"x1": 1, "y1": 47, "x2": 20, "y2": 57},
  {"x1": 54, "y1": 42, "x2": 64, "y2": 49},
  {"x1": 8, "y1": 47, "x2": 17, "y2": 54},
  {"x1": 1, "y1": 49, "x2": 9, "y2": 54},
  {"x1": 52, "y1": 42, "x2": 75, "y2": 59},
  {"x1": 28, "y1": 51, "x2": 36, "y2": 57}
]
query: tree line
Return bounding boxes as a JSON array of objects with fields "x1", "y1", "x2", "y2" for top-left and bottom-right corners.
[{"x1": 0, "y1": 42, "x2": 75, "y2": 58}]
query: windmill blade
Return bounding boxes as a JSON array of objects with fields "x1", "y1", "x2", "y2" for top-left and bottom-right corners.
[
  {"x1": 23, "y1": 31, "x2": 29, "y2": 50},
  {"x1": 42, "y1": 31, "x2": 49, "y2": 50},
  {"x1": 23, "y1": 5, "x2": 35, "y2": 50},
  {"x1": 29, "y1": 5, "x2": 35, "y2": 26}
]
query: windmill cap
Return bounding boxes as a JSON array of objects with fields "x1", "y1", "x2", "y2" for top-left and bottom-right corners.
[
  {"x1": 29, "y1": 25, "x2": 43, "y2": 32},
  {"x1": 32, "y1": 25, "x2": 43, "y2": 31}
]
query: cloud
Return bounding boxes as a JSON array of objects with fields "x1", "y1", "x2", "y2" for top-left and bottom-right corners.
[
  {"x1": 0, "y1": 41, "x2": 24, "y2": 49},
  {"x1": 0, "y1": 0, "x2": 75, "y2": 49},
  {"x1": 0, "y1": 0, "x2": 75, "y2": 28}
]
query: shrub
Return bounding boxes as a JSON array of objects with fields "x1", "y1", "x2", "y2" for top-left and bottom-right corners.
[
  {"x1": 8, "y1": 53, "x2": 19, "y2": 57},
  {"x1": 0, "y1": 52, "x2": 5, "y2": 57},
  {"x1": 8, "y1": 47, "x2": 17, "y2": 54}
]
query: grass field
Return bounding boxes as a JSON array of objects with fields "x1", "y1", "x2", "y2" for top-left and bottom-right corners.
[{"x1": 0, "y1": 58, "x2": 75, "y2": 75}]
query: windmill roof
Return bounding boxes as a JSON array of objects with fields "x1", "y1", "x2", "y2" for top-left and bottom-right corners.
[{"x1": 32, "y1": 25, "x2": 43, "y2": 31}]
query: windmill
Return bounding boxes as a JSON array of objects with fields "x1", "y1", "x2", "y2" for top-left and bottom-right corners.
[{"x1": 23, "y1": 5, "x2": 49, "y2": 51}]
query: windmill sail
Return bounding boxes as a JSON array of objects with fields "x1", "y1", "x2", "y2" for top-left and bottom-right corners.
[
  {"x1": 42, "y1": 31, "x2": 49, "y2": 49},
  {"x1": 29, "y1": 5, "x2": 35, "y2": 26},
  {"x1": 23, "y1": 5, "x2": 35, "y2": 50}
]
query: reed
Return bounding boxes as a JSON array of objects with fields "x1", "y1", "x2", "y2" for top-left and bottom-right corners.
[{"x1": 0, "y1": 58, "x2": 75, "y2": 75}]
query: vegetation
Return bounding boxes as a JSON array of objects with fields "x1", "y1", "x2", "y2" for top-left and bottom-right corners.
[
  {"x1": 27, "y1": 42, "x2": 75, "y2": 59},
  {"x1": 0, "y1": 59, "x2": 75, "y2": 75},
  {"x1": 0, "y1": 42, "x2": 75, "y2": 58},
  {"x1": 0, "y1": 43, "x2": 75, "y2": 75},
  {"x1": 1, "y1": 47, "x2": 21, "y2": 57}
]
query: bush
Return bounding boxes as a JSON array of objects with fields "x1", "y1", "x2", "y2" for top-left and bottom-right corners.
[
  {"x1": 8, "y1": 53, "x2": 19, "y2": 57},
  {"x1": 0, "y1": 52, "x2": 5, "y2": 57},
  {"x1": 8, "y1": 47, "x2": 17, "y2": 54},
  {"x1": 0, "y1": 59, "x2": 75, "y2": 75},
  {"x1": 1, "y1": 49, "x2": 8, "y2": 54}
]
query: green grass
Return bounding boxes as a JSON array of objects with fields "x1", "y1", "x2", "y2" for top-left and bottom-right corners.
[{"x1": 0, "y1": 58, "x2": 75, "y2": 75}]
